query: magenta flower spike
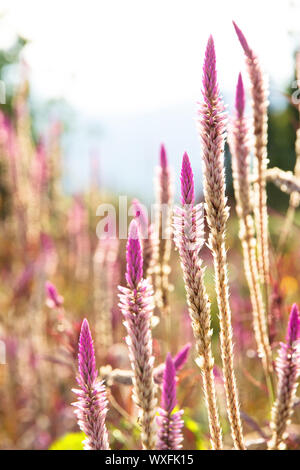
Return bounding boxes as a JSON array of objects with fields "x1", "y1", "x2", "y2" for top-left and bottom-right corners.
[
  {"x1": 286, "y1": 303, "x2": 300, "y2": 346},
  {"x1": 153, "y1": 143, "x2": 173, "y2": 313},
  {"x1": 200, "y1": 35, "x2": 226, "y2": 142},
  {"x1": 233, "y1": 20, "x2": 270, "y2": 292},
  {"x1": 72, "y1": 319, "x2": 110, "y2": 450},
  {"x1": 45, "y1": 281, "x2": 64, "y2": 309},
  {"x1": 180, "y1": 152, "x2": 195, "y2": 206},
  {"x1": 269, "y1": 304, "x2": 300, "y2": 449},
  {"x1": 119, "y1": 220, "x2": 157, "y2": 449},
  {"x1": 230, "y1": 73, "x2": 272, "y2": 375},
  {"x1": 173, "y1": 343, "x2": 191, "y2": 371},
  {"x1": 160, "y1": 143, "x2": 168, "y2": 170},
  {"x1": 77, "y1": 319, "x2": 97, "y2": 386},
  {"x1": 131, "y1": 198, "x2": 154, "y2": 277},
  {"x1": 157, "y1": 354, "x2": 184, "y2": 450},
  {"x1": 158, "y1": 143, "x2": 172, "y2": 205},
  {"x1": 197, "y1": 36, "x2": 245, "y2": 449},
  {"x1": 173, "y1": 152, "x2": 203, "y2": 254},
  {"x1": 173, "y1": 152, "x2": 223, "y2": 449},
  {"x1": 125, "y1": 220, "x2": 143, "y2": 289},
  {"x1": 232, "y1": 21, "x2": 253, "y2": 58},
  {"x1": 161, "y1": 353, "x2": 177, "y2": 412},
  {"x1": 235, "y1": 73, "x2": 245, "y2": 119},
  {"x1": 154, "y1": 343, "x2": 191, "y2": 385}
]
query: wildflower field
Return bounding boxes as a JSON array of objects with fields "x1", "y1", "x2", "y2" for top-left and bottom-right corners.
[{"x1": 1, "y1": 20, "x2": 300, "y2": 451}]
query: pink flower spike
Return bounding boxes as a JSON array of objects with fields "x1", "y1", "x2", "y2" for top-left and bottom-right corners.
[
  {"x1": 180, "y1": 153, "x2": 195, "y2": 206},
  {"x1": 160, "y1": 143, "x2": 168, "y2": 170},
  {"x1": 269, "y1": 304, "x2": 300, "y2": 449},
  {"x1": 235, "y1": 73, "x2": 245, "y2": 118},
  {"x1": 157, "y1": 354, "x2": 184, "y2": 450},
  {"x1": 77, "y1": 319, "x2": 97, "y2": 387},
  {"x1": 173, "y1": 343, "x2": 191, "y2": 371},
  {"x1": 161, "y1": 353, "x2": 177, "y2": 413},
  {"x1": 72, "y1": 319, "x2": 110, "y2": 450},
  {"x1": 125, "y1": 220, "x2": 143, "y2": 289},
  {"x1": 232, "y1": 21, "x2": 252, "y2": 58},
  {"x1": 202, "y1": 35, "x2": 219, "y2": 102},
  {"x1": 286, "y1": 304, "x2": 300, "y2": 346},
  {"x1": 45, "y1": 281, "x2": 64, "y2": 308}
]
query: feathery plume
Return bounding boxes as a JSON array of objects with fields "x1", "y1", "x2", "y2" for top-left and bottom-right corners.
[
  {"x1": 157, "y1": 353, "x2": 184, "y2": 450},
  {"x1": 153, "y1": 144, "x2": 173, "y2": 315},
  {"x1": 269, "y1": 304, "x2": 300, "y2": 449},
  {"x1": 72, "y1": 319, "x2": 110, "y2": 450},
  {"x1": 173, "y1": 152, "x2": 223, "y2": 449},
  {"x1": 233, "y1": 21, "x2": 270, "y2": 292},
  {"x1": 197, "y1": 36, "x2": 245, "y2": 449},
  {"x1": 118, "y1": 220, "x2": 157, "y2": 449},
  {"x1": 229, "y1": 74, "x2": 272, "y2": 375}
]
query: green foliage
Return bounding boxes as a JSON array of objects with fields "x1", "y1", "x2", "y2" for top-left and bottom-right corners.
[
  {"x1": 49, "y1": 432, "x2": 85, "y2": 450},
  {"x1": 183, "y1": 409, "x2": 205, "y2": 450},
  {"x1": 0, "y1": 35, "x2": 27, "y2": 117}
]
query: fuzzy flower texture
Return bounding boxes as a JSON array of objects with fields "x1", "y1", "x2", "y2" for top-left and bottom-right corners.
[
  {"x1": 173, "y1": 153, "x2": 223, "y2": 450},
  {"x1": 119, "y1": 220, "x2": 157, "y2": 450},
  {"x1": 269, "y1": 304, "x2": 300, "y2": 449},
  {"x1": 72, "y1": 319, "x2": 110, "y2": 450},
  {"x1": 198, "y1": 35, "x2": 245, "y2": 450},
  {"x1": 157, "y1": 353, "x2": 184, "y2": 450}
]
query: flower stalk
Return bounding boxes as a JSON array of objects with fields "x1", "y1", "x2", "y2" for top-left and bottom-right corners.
[
  {"x1": 233, "y1": 21, "x2": 270, "y2": 296},
  {"x1": 173, "y1": 152, "x2": 223, "y2": 449},
  {"x1": 269, "y1": 304, "x2": 300, "y2": 450},
  {"x1": 229, "y1": 73, "x2": 273, "y2": 376},
  {"x1": 157, "y1": 353, "x2": 184, "y2": 450},
  {"x1": 118, "y1": 220, "x2": 157, "y2": 449},
  {"x1": 197, "y1": 36, "x2": 245, "y2": 450},
  {"x1": 153, "y1": 145, "x2": 173, "y2": 315},
  {"x1": 72, "y1": 319, "x2": 110, "y2": 450}
]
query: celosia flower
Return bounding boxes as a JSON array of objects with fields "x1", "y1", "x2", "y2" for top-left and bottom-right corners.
[
  {"x1": 125, "y1": 219, "x2": 143, "y2": 288},
  {"x1": 157, "y1": 353, "x2": 184, "y2": 450},
  {"x1": 233, "y1": 21, "x2": 270, "y2": 289},
  {"x1": 153, "y1": 144, "x2": 173, "y2": 312},
  {"x1": 173, "y1": 343, "x2": 191, "y2": 371},
  {"x1": 269, "y1": 304, "x2": 300, "y2": 449},
  {"x1": 173, "y1": 152, "x2": 223, "y2": 450},
  {"x1": 45, "y1": 281, "x2": 64, "y2": 308},
  {"x1": 197, "y1": 36, "x2": 245, "y2": 450},
  {"x1": 131, "y1": 198, "x2": 154, "y2": 277},
  {"x1": 118, "y1": 220, "x2": 157, "y2": 449},
  {"x1": 229, "y1": 73, "x2": 272, "y2": 375},
  {"x1": 154, "y1": 343, "x2": 191, "y2": 385},
  {"x1": 72, "y1": 319, "x2": 110, "y2": 450}
]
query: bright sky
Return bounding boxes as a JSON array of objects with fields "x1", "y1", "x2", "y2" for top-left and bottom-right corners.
[
  {"x1": 0, "y1": 0, "x2": 300, "y2": 199},
  {"x1": 0, "y1": 0, "x2": 299, "y2": 117}
]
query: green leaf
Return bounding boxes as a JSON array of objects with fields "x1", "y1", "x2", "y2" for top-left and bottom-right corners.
[{"x1": 49, "y1": 432, "x2": 85, "y2": 450}]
